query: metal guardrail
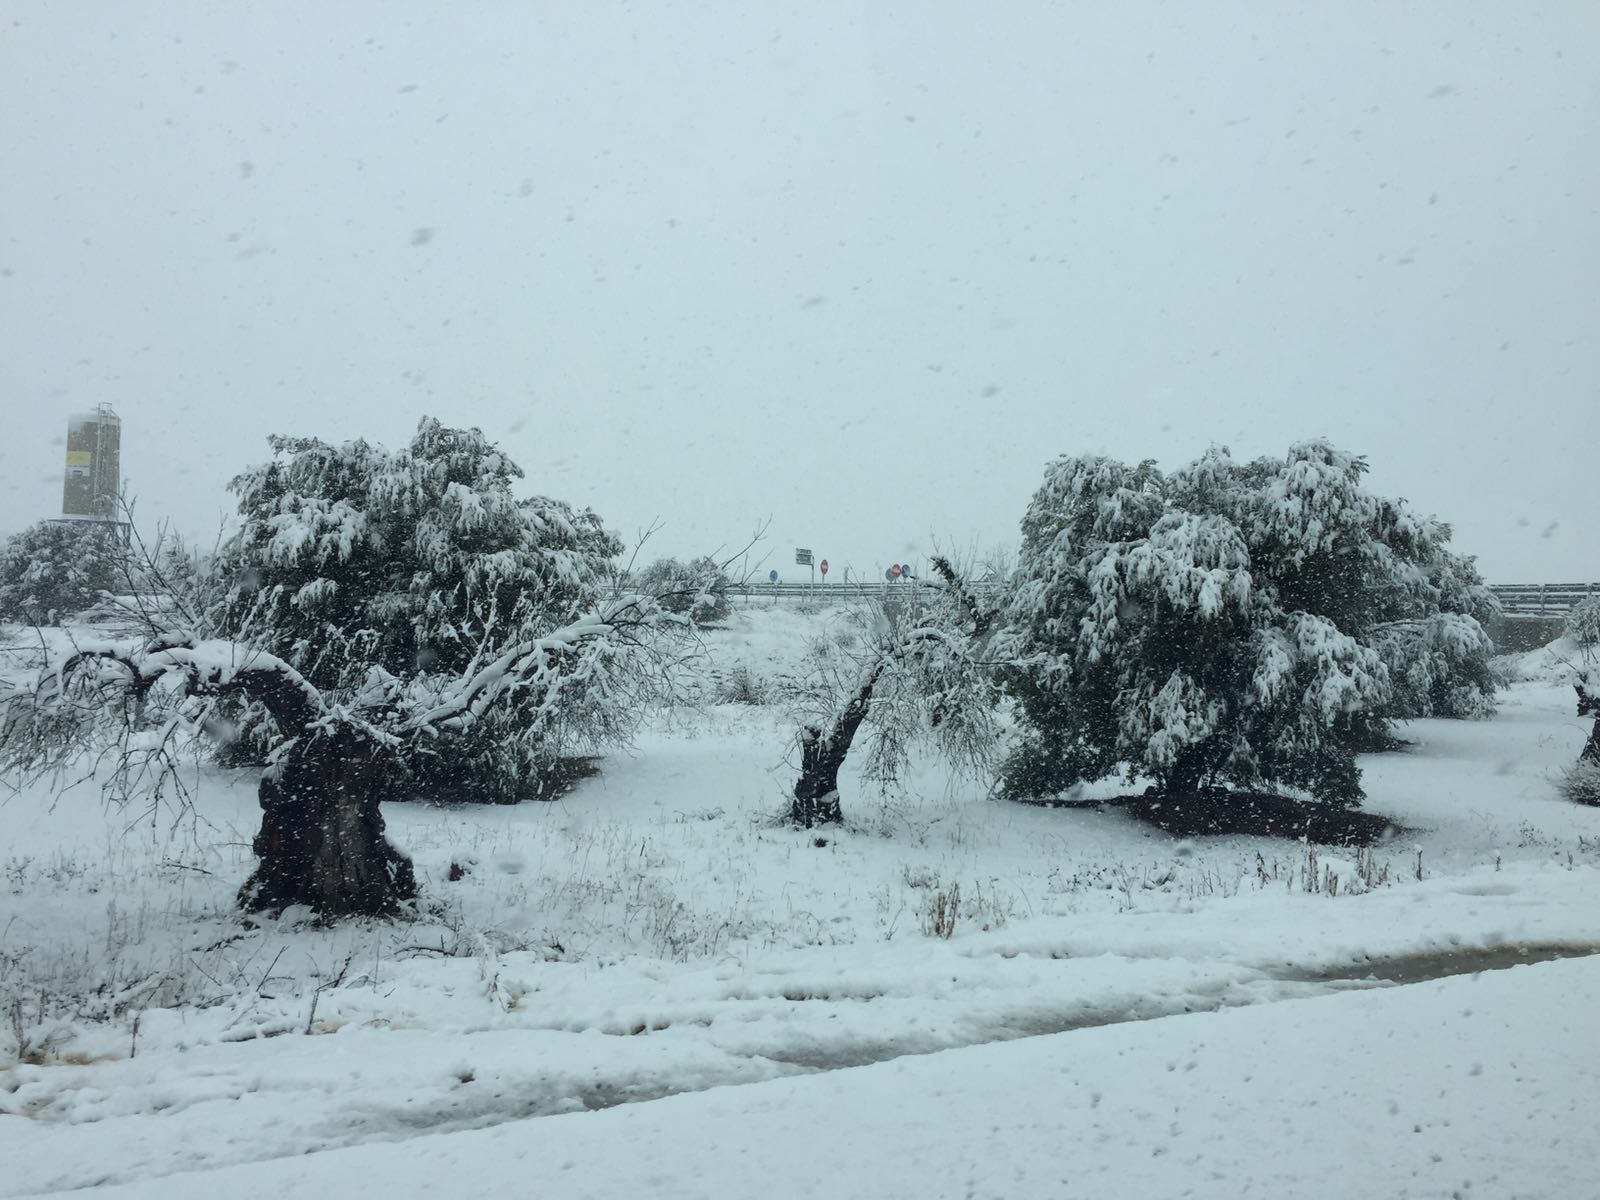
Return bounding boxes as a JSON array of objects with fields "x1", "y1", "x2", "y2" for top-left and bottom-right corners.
[
  {"x1": 732, "y1": 581, "x2": 1598, "y2": 618},
  {"x1": 1488, "y1": 583, "x2": 1598, "y2": 618},
  {"x1": 728, "y1": 580, "x2": 1005, "y2": 602}
]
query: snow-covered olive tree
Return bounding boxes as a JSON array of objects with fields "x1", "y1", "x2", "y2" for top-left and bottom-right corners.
[
  {"x1": 1166, "y1": 444, "x2": 1500, "y2": 725},
  {"x1": 1566, "y1": 595, "x2": 1600, "y2": 656},
  {"x1": 1339, "y1": 517, "x2": 1501, "y2": 724},
  {"x1": 633, "y1": 556, "x2": 733, "y2": 625},
  {"x1": 1562, "y1": 598, "x2": 1600, "y2": 805},
  {"x1": 203, "y1": 417, "x2": 625, "y2": 802},
  {"x1": 997, "y1": 441, "x2": 1497, "y2": 808},
  {"x1": 1569, "y1": 668, "x2": 1600, "y2": 806},
  {"x1": 0, "y1": 593, "x2": 681, "y2": 917},
  {"x1": 0, "y1": 520, "x2": 124, "y2": 625},
  {"x1": 787, "y1": 557, "x2": 1000, "y2": 826}
]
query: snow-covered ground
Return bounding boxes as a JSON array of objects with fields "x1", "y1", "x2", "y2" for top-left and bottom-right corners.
[
  {"x1": 3, "y1": 603, "x2": 1598, "y2": 1197},
  {"x1": 25, "y1": 955, "x2": 1599, "y2": 1200}
]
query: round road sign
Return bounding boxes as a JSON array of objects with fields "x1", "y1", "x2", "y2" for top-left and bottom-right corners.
[
  {"x1": 820, "y1": 559, "x2": 829, "y2": 576},
  {"x1": 768, "y1": 569, "x2": 779, "y2": 583}
]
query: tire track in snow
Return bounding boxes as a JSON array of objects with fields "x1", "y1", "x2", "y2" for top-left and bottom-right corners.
[{"x1": 8, "y1": 943, "x2": 1595, "y2": 1197}]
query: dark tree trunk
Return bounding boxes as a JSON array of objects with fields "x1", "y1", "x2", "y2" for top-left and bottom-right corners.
[
  {"x1": 790, "y1": 664, "x2": 884, "y2": 827},
  {"x1": 929, "y1": 555, "x2": 994, "y2": 636},
  {"x1": 791, "y1": 725, "x2": 847, "y2": 827},
  {"x1": 786, "y1": 559, "x2": 992, "y2": 827},
  {"x1": 238, "y1": 722, "x2": 416, "y2": 918},
  {"x1": 1157, "y1": 752, "x2": 1208, "y2": 801},
  {"x1": 1579, "y1": 686, "x2": 1600, "y2": 767},
  {"x1": 57, "y1": 641, "x2": 422, "y2": 919}
]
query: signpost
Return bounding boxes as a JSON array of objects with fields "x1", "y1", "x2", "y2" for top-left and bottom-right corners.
[{"x1": 796, "y1": 547, "x2": 814, "y2": 587}]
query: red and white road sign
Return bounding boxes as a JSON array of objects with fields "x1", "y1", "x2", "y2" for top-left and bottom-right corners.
[
  {"x1": 891, "y1": 563, "x2": 902, "y2": 579},
  {"x1": 819, "y1": 559, "x2": 829, "y2": 576}
]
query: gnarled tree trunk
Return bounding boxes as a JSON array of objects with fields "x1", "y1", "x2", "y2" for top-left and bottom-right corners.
[
  {"x1": 1578, "y1": 683, "x2": 1600, "y2": 767},
  {"x1": 790, "y1": 664, "x2": 883, "y2": 827},
  {"x1": 1157, "y1": 750, "x2": 1209, "y2": 800},
  {"x1": 38, "y1": 611, "x2": 654, "y2": 920},
  {"x1": 239, "y1": 721, "x2": 416, "y2": 917},
  {"x1": 787, "y1": 559, "x2": 994, "y2": 828}
]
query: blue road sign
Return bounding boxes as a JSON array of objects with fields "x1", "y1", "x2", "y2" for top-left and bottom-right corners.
[{"x1": 769, "y1": 569, "x2": 779, "y2": 583}]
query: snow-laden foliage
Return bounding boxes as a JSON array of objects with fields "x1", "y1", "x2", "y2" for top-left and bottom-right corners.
[
  {"x1": 857, "y1": 580, "x2": 1003, "y2": 787},
  {"x1": 785, "y1": 561, "x2": 1001, "y2": 824},
  {"x1": 1366, "y1": 612, "x2": 1498, "y2": 722},
  {"x1": 2, "y1": 421, "x2": 702, "y2": 915},
  {"x1": 999, "y1": 441, "x2": 1497, "y2": 806},
  {"x1": 0, "y1": 521, "x2": 124, "y2": 625},
  {"x1": 1360, "y1": 536, "x2": 1501, "y2": 721},
  {"x1": 1564, "y1": 759, "x2": 1600, "y2": 807},
  {"x1": 0, "y1": 634, "x2": 329, "y2": 817},
  {"x1": 203, "y1": 417, "x2": 626, "y2": 801},
  {"x1": 1560, "y1": 605, "x2": 1600, "y2": 803},
  {"x1": 0, "y1": 587, "x2": 683, "y2": 915},
  {"x1": 633, "y1": 556, "x2": 733, "y2": 625},
  {"x1": 1565, "y1": 596, "x2": 1600, "y2": 655},
  {"x1": 1566, "y1": 660, "x2": 1600, "y2": 806}
]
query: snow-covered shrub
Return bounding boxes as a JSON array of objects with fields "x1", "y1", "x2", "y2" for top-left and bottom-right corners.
[
  {"x1": 1367, "y1": 611, "x2": 1499, "y2": 721},
  {"x1": 0, "y1": 520, "x2": 124, "y2": 625},
  {"x1": 1565, "y1": 596, "x2": 1600, "y2": 654},
  {"x1": 202, "y1": 417, "x2": 625, "y2": 802},
  {"x1": 786, "y1": 563, "x2": 1001, "y2": 825},
  {"x1": 997, "y1": 441, "x2": 1496, "y2": 807},
  {"x1": 1561, "y1": 759, "x2": 1600, "y2": 807},
  {"x1": 634, "y1": 556, "x2": 733, "y2": 624},
  {"x1": 1571, "y1": 664, "x2": 1600, "y2": 805},
  {"x1": 715, "y1": 665, "x2": 768, "y2": 705},
  {"x1": 1363, "y1": 546, "x2": 1501, "y2": 720}
]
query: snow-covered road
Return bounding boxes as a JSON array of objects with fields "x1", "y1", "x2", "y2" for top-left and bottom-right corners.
[
  {"x1": 12, "y1": 953, "x2": 1596, "y2": 1200},
  {"x1": 5, "y1": 867, "x2": 1596, "y2": 1197}
]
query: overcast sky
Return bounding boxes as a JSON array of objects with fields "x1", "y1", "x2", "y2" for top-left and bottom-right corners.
[{"x1": 3, "y1": 1, "x2": 1596, "y2": 583}]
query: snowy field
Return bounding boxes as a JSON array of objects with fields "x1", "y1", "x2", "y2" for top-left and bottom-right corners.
[{"x1": 3, "y1": 603, "x2": 1599, "y2": 1198}]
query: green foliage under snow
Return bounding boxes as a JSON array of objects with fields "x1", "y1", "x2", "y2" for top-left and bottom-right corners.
[
  {"x1": 633, "y1": 556, "x2": 734, "y2": 624},
  {"x1": 0, "y1": 520, "x2": 123, "y2": 625},
  {"x1": 1564, "y1": 596, "x2": 1600, "y2": 654},
  {"x1": 997, "y1": 440, "x2": 1498, "y2": 807},
  {"x1": 203, "y1": 416, "x2": 625, "y2": 802}
]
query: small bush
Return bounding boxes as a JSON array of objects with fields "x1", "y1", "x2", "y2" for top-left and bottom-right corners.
[
  {"x1": 1565, "y1": 596, "x2": 1600, "y2": 654},
  {"x1": 923, "y1": 883, "x2": 960, "y2": 939},
  {"x1": 1561, "y1": 760, "x2": 1600, "y2": 807},
  {"x1": 635, "y1": 556, "x2": 732, "y2": 624},
  {"x1": 0, "y1": 521, "x2": 123, "y2": 624},
  {"x1": 715, "y1": 665, "x2": 767, "y2": 706}
]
